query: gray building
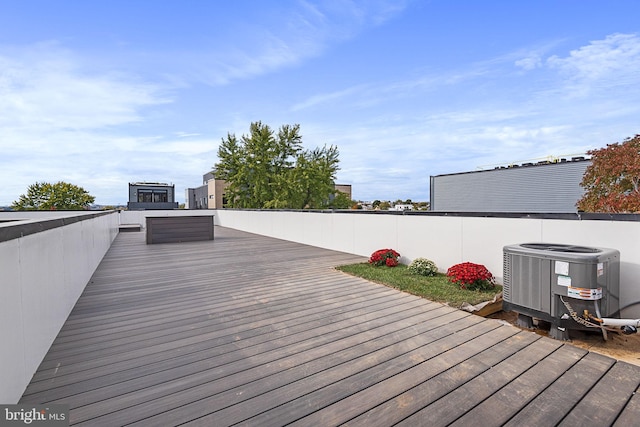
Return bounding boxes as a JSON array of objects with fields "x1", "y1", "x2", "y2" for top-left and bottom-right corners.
[
  {"x1": 127, "y1": 182, "x2": 179, "y2": 210},
  {"x1": 430, "y1": 158, "x2": 591, "y2": 213},
  {"x1": 185, "y1": 185, "x2": 209, "y2": 209},
  {"x1": 185, "y1": 172, "x2": 214, "y2": 210}
]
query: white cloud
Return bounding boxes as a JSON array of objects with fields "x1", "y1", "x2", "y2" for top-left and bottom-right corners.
[
  {"x1": 174, "y1": 132, "x2": 202, "y2": 138},
  {"x1": 0, "y1": 132, "x2": 218, "y2": 205},
  {"x1": 291, "y1": 85, "x2": 365, "y2": 111},
  {"x1": 0, "y1": 43, "x2": 168, "y2": 133},
  {"x1": 289, "y1": 53, "x2": 522, "y2": 113},
  {"x1": 0, "y1": 43, "x2": 174, "y2": 204},
  {"x1": 515, "y1": 53, "x2": 542, "y2": 70},
  {"x1": 167, "y1": 0, "x2": 410, "y2": 87},
  {"x1": 548, "y1": 33, "x2": 640, "y2": 78},
  {"x1": 512, "y1": 40, "x2": 564, "y2": 72},
  {"x1": 546, "y1": 33, "x2": 640, "y2": 96}
]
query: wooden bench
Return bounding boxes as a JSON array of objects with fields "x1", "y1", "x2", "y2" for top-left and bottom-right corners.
[
  {"x1": 119, "y1": 223, "x2": 142, "y2": 232},
  {"x1": 145, "y1": 215, "x2": 214, "y2": 244}
]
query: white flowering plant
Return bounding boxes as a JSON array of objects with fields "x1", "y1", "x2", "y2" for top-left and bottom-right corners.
[{"x1": 408, "y1": 258, "x2": 438, "y2": 276}]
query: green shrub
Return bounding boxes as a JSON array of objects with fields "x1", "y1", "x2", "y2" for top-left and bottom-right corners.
[{"x1": 408, "y1": 257, "x2": 438, "y2": 276}]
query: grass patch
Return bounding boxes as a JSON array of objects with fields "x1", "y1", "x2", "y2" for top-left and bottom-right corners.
[{"x1": 336, "y1": 263, "x2": 502, "y2": 307}]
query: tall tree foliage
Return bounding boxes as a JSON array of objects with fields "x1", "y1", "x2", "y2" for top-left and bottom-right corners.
[
  {"x1": 213, "y1": 122, "x2": 341, "y2": 209},
  {"x1": 577, "y1": 134, "x2": 640, "y2": 213},
  {"x1": 12, "y1": 181, "x2": 95, "y2": 210}
]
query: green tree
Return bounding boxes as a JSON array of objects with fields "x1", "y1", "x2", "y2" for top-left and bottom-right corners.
[
  {"x1": 577, "y1": 134, "x2": 640, "y2": 213},
  {"x1": 213, "y1": 122, "x2": 341, "y2": 209},
  {"x1": 12, "y1": 181, "x2": 95, "y2": 210},
  {"x1": 415, "y1": 201, "x2": 430, "y2": 210},
  {"x1": 214, "y1": 132, "x2": 246, "y2": 207},
  {"x1": 327, "y1": 190, "x2": 353, "y2": 209},
  {"x1": 379, "y1": 201, "x2": 391, "y2": 210},
  {"x1": 287, "y1": 145, "x2": 340, "y2": 209}
]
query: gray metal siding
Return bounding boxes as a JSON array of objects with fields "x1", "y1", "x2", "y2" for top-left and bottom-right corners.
[{"x1": 431, "y1": 161, "x2": 590, "y2": 213}]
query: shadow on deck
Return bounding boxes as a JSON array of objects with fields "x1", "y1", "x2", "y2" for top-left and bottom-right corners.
[{"x1": 20, "y1": 227, "x2": 640, "y2": 426}]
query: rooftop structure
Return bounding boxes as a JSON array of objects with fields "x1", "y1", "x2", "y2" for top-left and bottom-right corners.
[
  {"x1": 127, "y1": 182, "x2": 179, "y2": 210},
  {"x1": 430, "y1": 157, "x2": 591, "y2": 213}
]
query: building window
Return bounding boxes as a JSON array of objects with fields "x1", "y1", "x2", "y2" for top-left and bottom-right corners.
[{"x1": 138, "y1": 189, "x2": 168, "y2": 203}]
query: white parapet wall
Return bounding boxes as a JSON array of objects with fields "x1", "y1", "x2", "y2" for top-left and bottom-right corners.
[
  {"x1": 119, "y1": 209, "x2": 216, "y2": 229},
  {"x1": 0, "y1": 211, "x2": 119, "y2": 404},
  {"x1": 212, "y1": 209, "x2": 640, "y2": 318}
]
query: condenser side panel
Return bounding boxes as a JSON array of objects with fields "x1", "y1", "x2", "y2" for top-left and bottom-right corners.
[
  {"x1": 509, "y1": 254, "x2": 551, "y2": 313},
  {"x1": 599, "y1": 251, "x2": 620, "y2": 316}
]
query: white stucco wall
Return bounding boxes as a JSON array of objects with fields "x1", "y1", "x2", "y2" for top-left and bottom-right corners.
[
  {"x1": 119, "y1": 209, "x2": 216, "y2": 228},
  {"x1": 0, "y1": 212, "x2": 118, "y2": 404}
]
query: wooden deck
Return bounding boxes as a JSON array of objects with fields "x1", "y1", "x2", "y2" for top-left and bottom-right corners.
[{"x1": 20, "y1": 226, "x2": 640, "y2": 426}]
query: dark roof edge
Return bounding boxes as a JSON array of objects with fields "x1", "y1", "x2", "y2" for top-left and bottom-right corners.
[
  {"x1": 401, "y1": 211, "x2": 640, "y2": 221},
  {"x1": 216, "y1": 208, "x2": 640, "y2": 221},
  {"x1": 0, "y1": 211, "x2": 116, "y2": 243},
  {"x1": 430, "y1": 158, "x2": 591, "y2": 179}
]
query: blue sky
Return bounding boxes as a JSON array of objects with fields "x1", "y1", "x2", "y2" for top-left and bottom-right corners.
[{"x1": 1, "y1": 0, "x2": 639, "y2": 205}]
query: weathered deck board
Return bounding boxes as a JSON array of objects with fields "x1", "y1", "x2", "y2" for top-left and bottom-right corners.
[
  {"x1": 558, "y1": 361, "x2": 640, "y2": 426},
  {"x1": 503, "y1": 351, "x2": 615, "y2": 427},
  {"x1": 285, "y1": 324, "x2": 520, "y2": 427},
  {"x1": 394, "y1": 338, "x2": 566, "y2": 427},
  {"x1": 343, "y1": 331, "x2": 542, "y2": 427},
  {"x1": 448, "y1": 344, "x2": 588, "y2": 426},
  {"x1": 31, "y1": 290, "x2": 409, "y2": 384},
  {"x1": 19, "y1": 226, "x2": 640, "y2": 426}
]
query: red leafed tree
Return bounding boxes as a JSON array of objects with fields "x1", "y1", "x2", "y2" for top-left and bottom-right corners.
[{"x1": 577, "y1": 134, "x2": 640, "y2": 213}]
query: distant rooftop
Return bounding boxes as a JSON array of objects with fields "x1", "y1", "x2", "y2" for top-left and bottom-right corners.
[
  {"x1": 129, "y1": 182, "x2": 173, "y2": 186},
  {"x1": 435, "y1": 155, "x2": 591, "y2": 178},
  {"x1": 480, "y1": 154, "x2": 590, "y2": 171}
]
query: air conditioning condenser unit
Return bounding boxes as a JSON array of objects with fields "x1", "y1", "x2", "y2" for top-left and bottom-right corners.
[{"x1": 503, "y1": 243, "x2": 624, "y2": 340}]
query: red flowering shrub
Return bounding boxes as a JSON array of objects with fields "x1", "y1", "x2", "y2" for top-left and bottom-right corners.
[
  {"x1": 369, "y1": 249, "x2": 400, "y2": 267},
  {"x1": 446, "y1": 262, "x2": 495, "y2": 291}
]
